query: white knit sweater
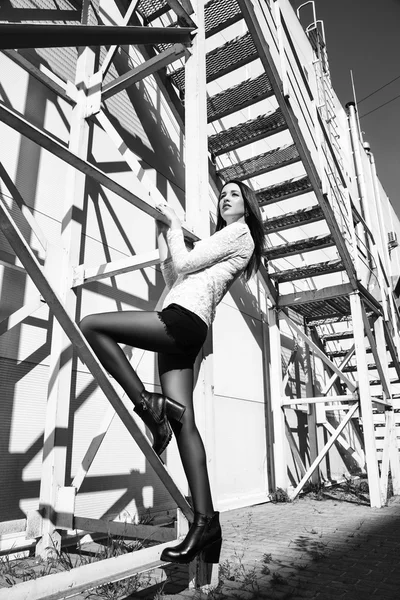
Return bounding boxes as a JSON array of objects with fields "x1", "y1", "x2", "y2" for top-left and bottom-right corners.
[{"x1": 160, "y1": 221, "x2": 255, "y2": 327}]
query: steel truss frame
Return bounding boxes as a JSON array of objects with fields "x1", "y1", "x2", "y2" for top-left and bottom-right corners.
[{"x1": 0, "y1": 0, "x2": 220, "y2": 596}]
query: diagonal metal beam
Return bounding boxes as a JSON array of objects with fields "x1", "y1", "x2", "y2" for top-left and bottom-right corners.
[
  {"x1": 102, "y1": 44, "x2": 187, "y2": 100},
  {"x1": 100, "y1": 0, "x2": 140, "y2": 76},
  {"x1": 0, "y1": 162, "x2": 48, "y2": 251},
  {"x1": 0, "y1": 102, "x2": 196, "y2": 241},
  {"x1": 0, "y1": 193, "x2": 192, "y2": 521},
  {"x1": 0, "y1": 24, "x2": 194, "y2": 49}
]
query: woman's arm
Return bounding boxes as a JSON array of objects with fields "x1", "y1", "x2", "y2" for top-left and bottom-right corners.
[
  {"x1": 167, "y1": 223, "x2": 249, "y2": 275},
  {"x1": 157, "y1": 220, "x2": 171, "y2": 262},
  {"x1": 156, "y1": 219, "x2": 178, "y2": 289}
]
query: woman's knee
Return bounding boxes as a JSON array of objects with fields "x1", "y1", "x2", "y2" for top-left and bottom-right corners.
[{"x1": 79, "y1": 314, "x2": 98, "y2": 336}]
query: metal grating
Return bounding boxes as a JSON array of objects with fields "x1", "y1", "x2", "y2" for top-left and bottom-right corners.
[
  {"x1": 169, "y1": 32, "x2": 258, "y2": 92},
  {"x1": 207, "y1": 73, "x2": 273, "y2": 122},
  {"x1": 217, "y1": 144, "x2": 300, "y2": 181},
  {"x1": 205, "y1": 0, "x2": 242, "y2": 37},
  {"x1": 269, "y1": 258, "x2": 344, "y2": 283},
  {"x1": 289, "y1": 296, "x2": 351, "y2": 321},
  {"x1": 265, "y1": 234, "x2": 334, "y2": 260},
  {"x1": 208, "y1": 109, "x2": 286, "y2": 156},
  {"x1": 322, "y1": 331, "x2": 354, "y2": 342},
  {"x1": 137, "y1": 0, "x2": 169, "y2": 22},
  {"x1": 264, "y1": 205, "x2": 324, "y2": 234},
  {"x1": 256, "y1": 176, "x2": 312, "y2": 206}
]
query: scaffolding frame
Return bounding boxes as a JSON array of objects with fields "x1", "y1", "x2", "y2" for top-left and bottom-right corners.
[{"x1": 1, "y1": 0, "x2": 400, "y2": 597}]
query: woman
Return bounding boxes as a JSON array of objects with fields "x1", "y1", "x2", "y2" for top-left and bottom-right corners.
[{"x1": 80, "y1": 180, "x2": 264, "y2": 564}]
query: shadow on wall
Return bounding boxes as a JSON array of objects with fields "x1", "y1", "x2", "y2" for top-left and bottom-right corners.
[{"x1": 0, "y1": 45, "x2": 188, "y2": 522}]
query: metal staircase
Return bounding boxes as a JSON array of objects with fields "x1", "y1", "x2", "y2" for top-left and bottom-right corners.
[{"x1": 0, "y1": 0, "x2": 400, "y2": 598}]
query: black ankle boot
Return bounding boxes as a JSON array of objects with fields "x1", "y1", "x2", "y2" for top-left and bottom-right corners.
[
  {"x1": 160, "y1": 511, "x2": 222, "y2": 564},
  {"x1": 134, "y1": 390, "x2": 186, "y2": 456}
]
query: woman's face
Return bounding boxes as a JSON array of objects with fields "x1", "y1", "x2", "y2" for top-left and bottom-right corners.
[{"x1": 219, "y1": 182, "x2": 246, "y2": 225}]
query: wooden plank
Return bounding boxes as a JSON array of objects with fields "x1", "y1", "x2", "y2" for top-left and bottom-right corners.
[
  {"x1": 0, "y1": 102, "x2": 197, "y2": 242},
  {"x1": 0, "y1": 294, "x2": 44, "y2": 336},
  {"x1": 321, "y1": 346, "x2": 355, "y2": 395},
  {"x1": 282, "y1": 395, "x2": 357, "y2": 406},
  {"x1": 70, "y1": 516, "x2": 176, "y2": 543},
  {"x1": 36, "y1": 40, "x2": 96, "y2": 558},
  {"x1": 278, "y1": 283, "x2": 353, "y2": 308},
  {"x1": 280, "y1": 310, "x2": 357, "y2": 391},
  {"x1": 0, "y1": 194, "x2": 193, "y2": 522},
  {"x1": 72, "y1": 250, "x2": 160, "y2": 287},
  {"x1": 290, "y1": 403, "x2": 359, "y2": 500},
  {"x1": 0, "y1": 540, "x2": 179, "y2": 600},
  {"x1": 349, "y1": 292, "x2": 382, "y2": 507},
  {"x1": 102, "y1": 45, "x2": 187, "y2": 100},
  {"x1": 322, "y1": 421, "x2": 364, "y2": 468}
]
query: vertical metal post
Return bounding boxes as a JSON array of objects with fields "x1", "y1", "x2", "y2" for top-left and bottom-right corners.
[
  {"x1": 184, "y1": 1, "x2": 218, "y2": 587},
  {"x1": 305, "y1": 326, "x2": 319, "y2": 486},
  {"x1": 36, "y1": 2, "x2": 96, "y2": 557},
  {"x1": 349, "y1": 292, "x2": 381, "y2": 507},
  {"x1": 268, "y1": 308, "x2": 287, "y2": 491},
  {"x1": 184, "y1": 0, "x2": 208, "y2": 238}
]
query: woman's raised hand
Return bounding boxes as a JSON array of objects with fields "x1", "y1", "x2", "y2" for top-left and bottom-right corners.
[{"x1": 155, "y1": 201, "x2": 181, "y2": 229}]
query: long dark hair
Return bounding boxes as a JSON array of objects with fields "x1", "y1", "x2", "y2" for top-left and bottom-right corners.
[{"x1": 216, "y1": 179, "x2": 265, "y2": 281}]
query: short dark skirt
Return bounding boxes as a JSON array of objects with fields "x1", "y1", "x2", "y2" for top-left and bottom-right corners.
[{"x1": 157, "y1": 303, "x2": 208, "y2": 372}]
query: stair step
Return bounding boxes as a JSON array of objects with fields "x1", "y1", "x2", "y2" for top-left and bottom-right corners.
[
  {"x1": 207, "y1": 73, "x2": 274, "y2": 122},
  {"x1": 209, "y1": 110, "x2": 286, "y2": 157},
  {"x1": 264, "y1": 205, "x2": 324, "y2": 234},
  {"x1": 217, "y1": 144, "x2": 300, "y2": 181},
  {"x1": 256, "y1": 176, "x2": 312, "y2": 206},
  {"x1": 137, "y1": 0, "x2": 170, "y2": 23},
  {"x1": 205, "y1": 0, "x2": 242, "y2": 38},
  {"x1": 370, "y1": 378, "x2": 400, "y2": 386},
  {"x1": 167, "y1": 0, "x2": 242, "y2": 39},
  {"x1": 323, "y1": 331, "x2": 354, "y2": 342},
  {"x1": 270, "y1": 258, "x2": 344, "y2": 283},
  {"x1": 169, "y1": 32, "x2": 258, "y2": 93},
  {"x1": 285, "y1": 296, "x2": 351, "y2": 323},
  {"x1": 343, "y1": 362, "x2": 395, "y2": 373},
  {"x1": 265, "y1": 234, "x2": 334, "y2": 260}
]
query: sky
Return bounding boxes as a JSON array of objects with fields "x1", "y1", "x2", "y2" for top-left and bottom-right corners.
[{"x1": 289, "y1": 0, "x2": 400, "y2": 217}]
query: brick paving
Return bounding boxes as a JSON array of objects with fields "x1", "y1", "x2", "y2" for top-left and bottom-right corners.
[{"x1": 131, "y1": 495, "x2": 400, "y2": 600}]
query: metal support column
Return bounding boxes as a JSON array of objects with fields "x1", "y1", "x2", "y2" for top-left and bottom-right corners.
[{"x1": 349, "y1": 292, "x2": 382, "y2": 507}]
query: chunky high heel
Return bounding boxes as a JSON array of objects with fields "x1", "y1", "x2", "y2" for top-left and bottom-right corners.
[
  {"x1": 160, "y1": 511, "x2": 222, "y2": 564},
  {"x1": 201, "y1": 537, "x2": 222, "y2": 564},
  {"x1": 134, "y1": 390, "x2": 186, "y2": 456}
]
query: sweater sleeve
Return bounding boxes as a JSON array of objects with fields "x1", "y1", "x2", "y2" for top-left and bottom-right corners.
[
  {"x1": 160, "y1": 256, "x2": 178, "y2": 290},
  {"x1": 167, "y1": 223, "x2": 250, "y2": 275}
]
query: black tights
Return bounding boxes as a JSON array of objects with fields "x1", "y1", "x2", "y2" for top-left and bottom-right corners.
[{"x1": 80, "y1": 310, "x2": 214, "y2": 516}]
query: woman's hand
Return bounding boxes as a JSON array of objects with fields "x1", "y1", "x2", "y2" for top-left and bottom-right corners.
[{"x1": 155, "y1": 201, "x2": 181, "y2": 230}]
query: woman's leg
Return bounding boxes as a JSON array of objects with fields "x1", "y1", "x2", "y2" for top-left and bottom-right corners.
[
  {"x1": 80, "y1": 311, "x2": 182, "y2": 406},
  {"x1": 158, "y1": 355, "x2": 214, "y2": 517}
]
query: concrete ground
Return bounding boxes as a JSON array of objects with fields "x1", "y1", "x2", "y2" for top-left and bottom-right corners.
[{"x1": 132, "y1": 494, "x2": 400, "y2": 600}]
